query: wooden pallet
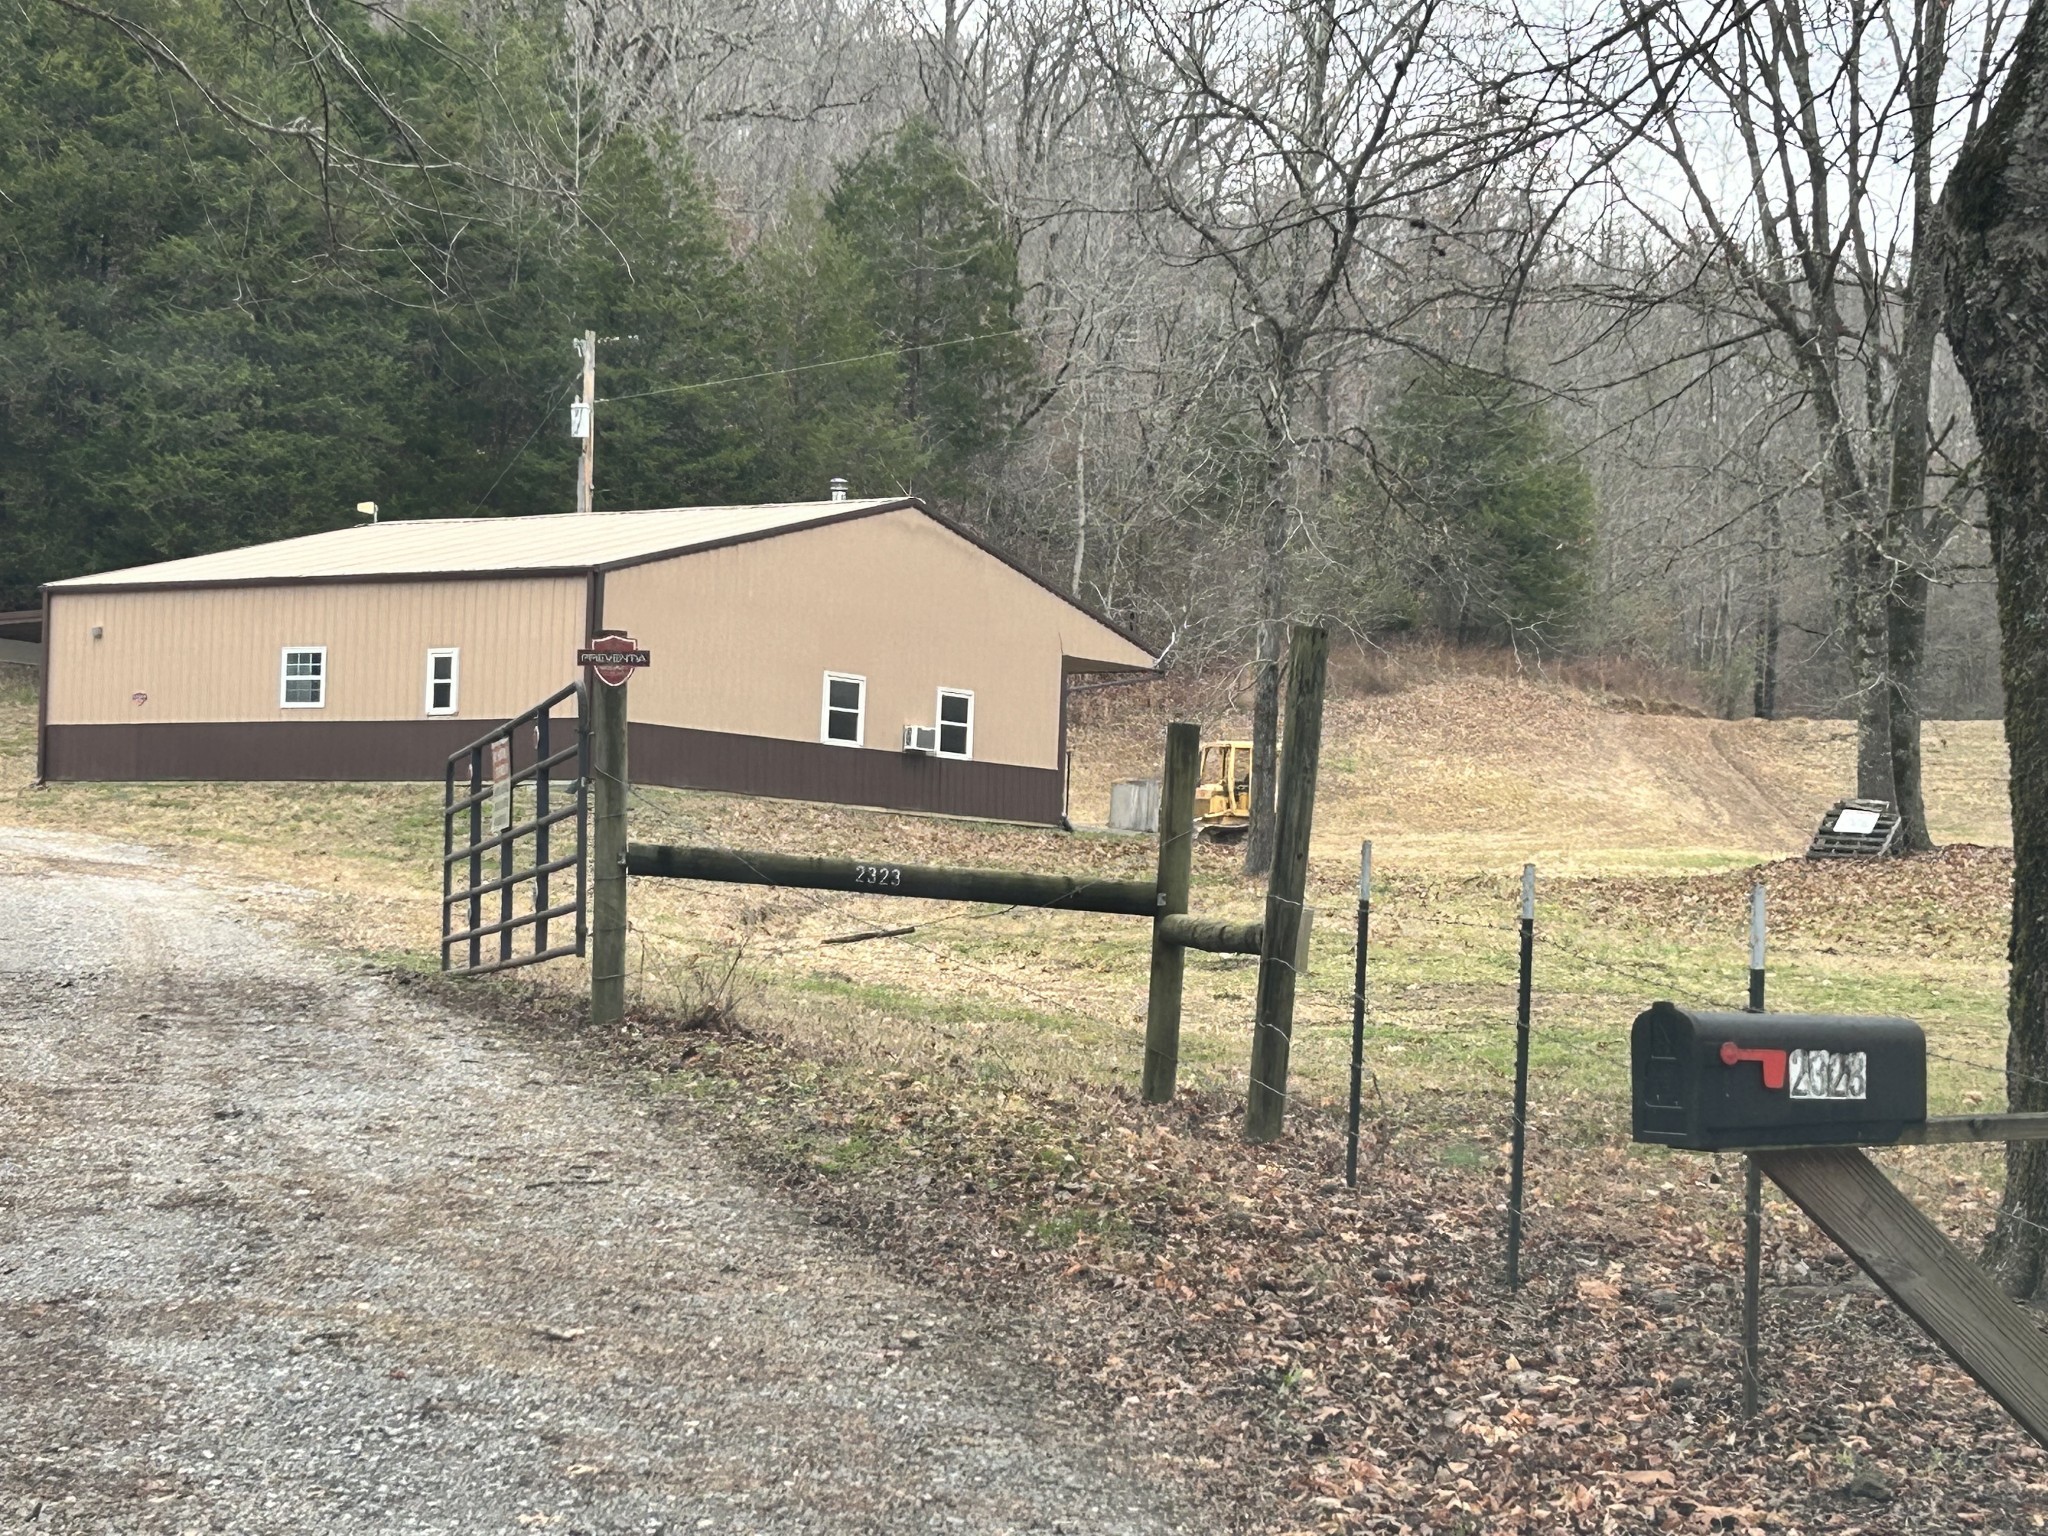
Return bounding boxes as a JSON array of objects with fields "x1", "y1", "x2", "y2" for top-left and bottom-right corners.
[{"x1": 1806, "y1": 797, "x2": 1901, "y2": 859}]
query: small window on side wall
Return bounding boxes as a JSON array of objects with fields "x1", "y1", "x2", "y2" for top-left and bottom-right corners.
[
  {"x1": 822, "y1": 672, "x2": 865, "y2": 746},
  {"x1": 425, "y1": 648, "x2": 459, "y2": 715},
  {"x1": 280, "y1": 646, "x2": 326, "y2": 708},
  {"x1": 936, "y1": 688, "x2": 973, "y2": 758}
]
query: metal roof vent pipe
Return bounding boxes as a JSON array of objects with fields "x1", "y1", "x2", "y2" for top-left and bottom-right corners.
[{"x1": 829, "y1": 477, "x2": 848, "y2": 502}]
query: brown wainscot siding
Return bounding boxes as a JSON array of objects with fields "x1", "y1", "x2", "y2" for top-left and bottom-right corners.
[
  {"x1": 629, "y1": 723, "x2": 1064, "y2": 825},
  {"x1": 41, "y1": 717, "x2": 1063, "y2": 823},
  {"x1": 43, "y1": 720, "x2": 506, "y2": 782}
]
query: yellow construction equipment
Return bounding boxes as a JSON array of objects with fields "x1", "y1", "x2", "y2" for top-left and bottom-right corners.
[{"x1": 1194, "y1": 740, "x2": 1254, "y2": 841}]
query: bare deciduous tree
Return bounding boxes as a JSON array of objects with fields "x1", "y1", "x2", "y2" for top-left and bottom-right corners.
[
  {"x1": 1591, "y1": 0, "x2": 2005, "y2": 847},
  {"x1": 1091, "y1": 0, "x2": 1521, "y2": 871}
]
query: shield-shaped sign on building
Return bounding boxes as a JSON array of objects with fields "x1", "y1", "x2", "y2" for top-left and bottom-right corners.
[{"x1": 577, "y1": 631, "x2": 651, "y2": 688}]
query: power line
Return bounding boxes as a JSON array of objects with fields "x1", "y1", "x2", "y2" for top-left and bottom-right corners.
[
  {"x1": 471, "y1": 370, "x2": 582, "y2": 513},
  {"x1": 595, "y1": 328, "x2": 1027, "y2": 405}
]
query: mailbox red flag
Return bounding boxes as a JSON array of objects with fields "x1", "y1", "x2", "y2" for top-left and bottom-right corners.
[
  {"x1": 1719, "y1": 1039, "x2": 1788, "y2": 1091},
  {"x1": 578, "y1": 632, "x2": 650, "y2": 687}
]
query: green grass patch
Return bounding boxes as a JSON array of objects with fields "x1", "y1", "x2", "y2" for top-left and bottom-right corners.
[{"x1": 1025, "y1": 1206, "x2": 1131, "y2": 1249}]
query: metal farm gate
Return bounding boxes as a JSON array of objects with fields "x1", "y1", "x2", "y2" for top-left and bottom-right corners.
[{"x1": 442, "y1": 682, "x2": 589, "y2": 975}]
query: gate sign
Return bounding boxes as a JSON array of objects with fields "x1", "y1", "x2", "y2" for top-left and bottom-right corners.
[
  {"x1": 578, "y1": 631, "x2": 651, "y2": 688},
  {"x1": 489, "y1": 737, "x2": 514, "y2": 833}
]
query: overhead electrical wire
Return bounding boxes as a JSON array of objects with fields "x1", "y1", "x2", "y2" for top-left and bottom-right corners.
[
  {"x1": 467, "y1": 328, "x2": 1028, "y2": 513},
  {"x1": 470, "y1": 370, "x2": 583, "y2": 513},
  {"x1": 595, "y1": 328, "x2": 1028, "y2": 404}
]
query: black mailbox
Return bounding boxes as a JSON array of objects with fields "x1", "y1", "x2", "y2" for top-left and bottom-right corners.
[{"x1": 1632, "y1": 1002, "x2": 1926, "y2": 1151}]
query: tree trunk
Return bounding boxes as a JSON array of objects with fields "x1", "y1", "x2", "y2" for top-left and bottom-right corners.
[
  {"x1": 1071, "y1": 411, "x2": 1088, "y2": 597},
  {"x1": 1753, "y1": 500, "x2": 1781, "y2": 720},
  {"x1": 1848, "y1": 531, "x2": 1898, "y2": 805},
  {"x1": 1888, "y1": 566, "x2": 1935, "y2": 851},
  {"x1": 1939, "y1": 0, "x2": 2048, "y2": 1299},
  {"x1": 1886, "y1": 65, "x2": 1948, "y2": 857},
  {"x1": 1244, "y1": 444, "x2": 1290, "y2": 879},
  {"x1": 1243, "y1": 610, "x2": 1284, "y2": 879}
]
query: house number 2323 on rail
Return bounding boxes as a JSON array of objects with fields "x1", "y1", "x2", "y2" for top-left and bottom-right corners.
[{"x1": 853, "y1": 864, "x2": 904, "y2": 888}]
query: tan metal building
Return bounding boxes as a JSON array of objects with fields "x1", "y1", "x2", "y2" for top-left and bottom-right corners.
[{"x1": 39, "y1": 498, "x2": 1157, "y2": 824}]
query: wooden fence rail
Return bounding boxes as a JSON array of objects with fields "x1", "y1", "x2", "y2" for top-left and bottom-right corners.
[{"x1": 624, "y1": 843, "x2": 1159, "y2": 916}]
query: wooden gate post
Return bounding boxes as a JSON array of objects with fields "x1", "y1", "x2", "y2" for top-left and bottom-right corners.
[
  {"x1": 1143, "y1": 722, "x2": 1201, "y2": 1103},
  {"x1": 590, "y1": 673, "x2": 628, "y2": 1027},
  {"x1": 1245, "y1": 624, "x2": 1329, "y2": 1142}
]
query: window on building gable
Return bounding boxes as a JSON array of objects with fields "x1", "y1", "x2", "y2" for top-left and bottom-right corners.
[
  {"x1": 936, "y1": 689, "x2": 973, "y2": 758},
  {"x1": 425, "y1": 649, "x2": 460, "y2": 715},
  {"x1": 280, "y1": 646, "x2": 326, "y2": 708},
  {"x1": 822, "y1": 673, "x2": 865, "y2": 745}
]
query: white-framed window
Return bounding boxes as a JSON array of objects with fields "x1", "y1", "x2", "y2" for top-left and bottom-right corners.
[
  {"x1": 936, "y1": 688, "x2": 973, "y2": 759},
  {"x1": 279, "y1": 645, "x2": 326, "y2": 708},
  {"x1": 821, "y1": 672, "x2": 865, "y2": 746},
  {"x1": 424, "y1": 648, "x2": 460, "y2": 715}
]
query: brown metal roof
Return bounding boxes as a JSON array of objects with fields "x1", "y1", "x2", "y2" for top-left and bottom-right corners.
[{"x1": 46, "y1": 500, "x2": 917, "y2": 589}]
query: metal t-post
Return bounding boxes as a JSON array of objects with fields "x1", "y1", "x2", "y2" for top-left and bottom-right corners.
[
  {"x1": 1346, "y1": 840, "x2": 1373, "y2": 1187},
  {"x1": 1743, "y1": 880, "x2": 1767, "y2": 1415},
  {"x1": 1244, "y1": 624, "x2": 1329, "y2": 1143},
  {"x1": 590, "y1": 673, "x2": 628, "y2": 1026},
  {"x1": 1505, "y1": 862, "x2": 1535, "y2": 1289}
]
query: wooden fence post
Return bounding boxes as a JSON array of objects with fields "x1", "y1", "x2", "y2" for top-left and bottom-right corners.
[
  {"x1": 590, "y1": 675, "x2": 628, "y2": 1027},
  {"x1": 1143, "y1": 722, "x2": 1201, "y2": 1103},
  {"x1": 1244, "y1": 624, "x2": 1329, "y2": 1143}
]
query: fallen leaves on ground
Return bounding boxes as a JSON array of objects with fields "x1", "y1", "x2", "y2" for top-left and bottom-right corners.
[{"x1": 465, "y1": 980, "x2": 2048, "y2": 1536}]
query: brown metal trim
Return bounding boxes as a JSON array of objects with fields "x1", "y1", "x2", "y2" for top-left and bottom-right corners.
[
  {"x1": 34, "y1": 589, "x2": 51, "y2": 786},
  {"x1": 43, "y1": 566, "x2": 594, "y2": 596},
  {"x1": 629, "y1": 721, "x2": 1064, "y2": 825},
  {"x1": 582, "y1": 569, "x2": 605, "y2": 698},
  {"x1": 1057, "y1": 670, "x2": 1071, "y2": 826}
]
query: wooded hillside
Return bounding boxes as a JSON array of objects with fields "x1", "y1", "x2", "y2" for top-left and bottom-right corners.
[{"x1": 0, "y1": 0, "x2": 2010, "y2": 746}]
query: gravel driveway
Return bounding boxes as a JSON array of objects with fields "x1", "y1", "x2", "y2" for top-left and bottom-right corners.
[{"x1": 0, "y1": 830, "x2": 1217, "y2": 1535}]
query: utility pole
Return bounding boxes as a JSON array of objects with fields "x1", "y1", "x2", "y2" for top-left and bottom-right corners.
[{"x1": 576, "y1": 329, "x2": 596, "y2": 516}]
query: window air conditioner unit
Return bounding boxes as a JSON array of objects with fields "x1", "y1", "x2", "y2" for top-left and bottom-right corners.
[{"x1": 902, "y1": 724, "x2": 939, "y2": 754}]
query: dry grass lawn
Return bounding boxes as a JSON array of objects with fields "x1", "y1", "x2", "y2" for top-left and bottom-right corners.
[
  {"x1": 7, "y1": 653, "x2": 2036, "y2": 1529},
  {"x1": 0, "y1": 656, "x2": 2016, "y2": 1145}
]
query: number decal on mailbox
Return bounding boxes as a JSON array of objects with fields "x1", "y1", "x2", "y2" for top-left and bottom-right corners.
[
  {"x1": 853, "y1": 864, "x2": 903, "y2": 888},
  {"x1": 1788, "y1": 1048, "x2": 1867, "y2": 1100}
]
